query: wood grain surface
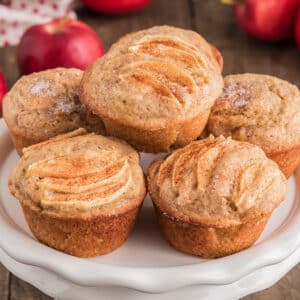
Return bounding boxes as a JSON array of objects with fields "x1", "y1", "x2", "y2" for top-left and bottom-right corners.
[{"x1": 0, "y1": 0, "x2": 300, "y2": 299}]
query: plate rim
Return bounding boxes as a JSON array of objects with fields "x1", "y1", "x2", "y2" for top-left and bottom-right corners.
[
  {"x1": 1, "y1": 246, "x2": 300, "y2": 300},
  {"x1": 0, "y1": 119, "x2": 300, "y2": 293}
]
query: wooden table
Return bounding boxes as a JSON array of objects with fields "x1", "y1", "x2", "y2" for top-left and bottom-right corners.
[{"x1": 1, "y1": 1, "x2": 300, "y2": 299}]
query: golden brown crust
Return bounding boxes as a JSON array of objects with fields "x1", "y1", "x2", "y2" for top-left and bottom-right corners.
[
  {"x1": 3, "y1": 68, "x2": 105, "y2": 154},
  {"x1": 147, "y1": 136, "x2": 287, "y2": 258},
  {"x1": 80, "y1": 25, "x2": 223, "y2": 152},
  {"x1": 148, "y1": 136, "x2": 286, "y2": 225},
  {"x1": 22, "y1": 203, "x2": 141, "y2": 257},
  {"x1": 210, "y1": 45, "x2": 223, "y2": 70},
  {"x1": 267, "y1": 145, "x2": 300, "y2": 178},
  {"x1": 102, "y1": 108, "x2": 210, "y2": 153},
  {"x1": 9, "y1": 129, "x2": 146, "y2": 257},
  {"x1": 155, "y1": 205, "x2": 270, "y2": 258},
  {"x1": 9, "y1": 129, "x2": 146, "y2": 219},
  {"x1": 9, "y1": 133, "x2": 36, "y2": 156},
  {"x1": 208, "y1": 73, "x2": 300, "y2": 176}
]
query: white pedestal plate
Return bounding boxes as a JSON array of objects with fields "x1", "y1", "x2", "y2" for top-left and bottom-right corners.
[{"x1": 0, "y1": 119, "x2": 299, "y2": 300}]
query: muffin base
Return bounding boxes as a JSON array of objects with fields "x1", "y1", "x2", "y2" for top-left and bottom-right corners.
[
  {"x1": 154, "y1": 205, "x2": 270, "y2": 259},
  {"x1": 8, "y1": 120, "x2": 106, "y2": 156},
  {"x1": 266, "y1": 145, "x2": 300, "y2": 178},
  {"x1": 22, "y1": 204, "x2": 141, "y2": 258},
  {"x1": 10, "y1": 132, "x2": 37, "y2": 156},
  {"x1": 102, "y1": 109, "x2": 211, "y2": 153}
]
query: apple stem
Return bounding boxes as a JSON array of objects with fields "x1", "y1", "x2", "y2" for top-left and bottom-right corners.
[
  {"x1": 59, "y1": 17, "x2": 69, "y2": 27},
  {"x1": 221, "y1": 0, "x2": 244, "y2": 5},
  {"x1": 45, "y1": 17, "x2": 71, "y2": 34}
]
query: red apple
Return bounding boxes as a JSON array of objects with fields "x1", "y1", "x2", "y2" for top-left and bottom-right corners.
[
  {"x1": 294, "y1": 9, "x2": 300, "y2": 49},
  {"x1": 232, "y1": 0, "x2": 299, "y2": 42},
  {"x1": 17, "y1": 18, "x2": 105, "y2": 75},
  {"x1": 0, "y1": 70, "x2": 7, "y2": 115},
  {"x1": 81, "y1": 0, "x2": 151, "y2": 15}
]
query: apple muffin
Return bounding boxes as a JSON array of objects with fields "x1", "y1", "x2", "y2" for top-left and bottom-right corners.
[
  {"x1": 148, "y1": 135, "x2": 287, "y2": 258},
  {"x1": 80, "y1": 25, "x2": 223, "y2": 153},
  {"x1": 208, "y1": 73, "x2": 300, "y2": 177},
  {"x1": 9, "y1": 129, "x2": 146, "y2": 257},
  {"x1": 3, "y1": 68, "x2": 105, "y2": 155}
]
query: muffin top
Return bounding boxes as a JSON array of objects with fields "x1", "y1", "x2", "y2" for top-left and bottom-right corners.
[
  {"x1": 9, "y1": 129, "x2": 146, "y2": 218},
  {"x1": 148, "y1": 136, "x2": 286, "y2": 227},
  {"x1": 208, "y1": 73, "x2": 300, "y2": 152},
  {"x1": 3, "y1": 68, "x2": 105, "y2": 143},
  {"x1": 80, "y1": 25, "x2": 223, "y2": 129}
]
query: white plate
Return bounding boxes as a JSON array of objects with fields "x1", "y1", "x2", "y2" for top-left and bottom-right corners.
[
  {"x1": 0, "y1": 119, "x2": 299, "y2": 293},
  {"x1": 1, "y1": 246, "x2": 300, "y2": 300}
]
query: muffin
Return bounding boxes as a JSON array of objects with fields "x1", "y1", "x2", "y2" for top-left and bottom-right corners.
[
  {"x1": 3, "y1": 68, "x2": 105, "y2": 155},
  {"x1": 208, "y1": 73, "x2": 300, "y2": 177},
  {"x1": 80, "y1": 25, "x2": 223, "y2": 153},
  {"x1": 148, "y1": 136, "x2": 287, "y2": 258},
  {"x1": 9, "y1": 129, "x2": 146, "y2": 257}
]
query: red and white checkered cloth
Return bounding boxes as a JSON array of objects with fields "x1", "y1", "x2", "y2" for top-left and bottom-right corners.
[{"x1": 0, "y1": 0, "x2": 76, "y2": 47}]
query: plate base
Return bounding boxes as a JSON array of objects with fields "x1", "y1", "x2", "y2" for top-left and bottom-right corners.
[{"x1": 2, "y1": 247, "x2": 300, "y2": 300}]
